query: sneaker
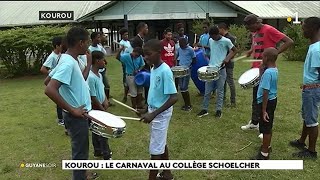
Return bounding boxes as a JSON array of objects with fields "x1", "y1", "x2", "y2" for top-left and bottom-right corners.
[
  {"x1": 181, "y1": 106, "x2": 192, "y2": 111},
  {"x1": 86, "y1": 172, "x2": 99, "y2": 180},
  {"x1": 156, "y1": 171, "x2": 174, "y2": 180},
  {"x1": 215, "y1": 110, "x2": 222, "y2": 118},
  {"x1": 289, "y1": 139, "x2": 307, "y2": 150},
  {"x1": 251, "y1": 152, "x2": 269, "y2": 160},
  {"x1": 57, "y1": 119, "x2": 64, "y2": 126},
  {"x1": 258, "y1": 133, "x2": 263, "y2": 139},
  {"x1": 241, "y1": 120, "x2": 259, "y2": 130},
  {"x1": 197, "y1": 110, "x2": 208, "y2": 118},
  {"x1": 292, "y1": 149, "x2": 317, "y2": 159},
  {"x1": 258, "y1": 145, "x2": 272, "y2": 153}
]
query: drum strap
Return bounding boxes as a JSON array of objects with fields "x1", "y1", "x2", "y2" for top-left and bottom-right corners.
[{"x1": 130, "y1": 55, "x2": 138, "y2": 72}]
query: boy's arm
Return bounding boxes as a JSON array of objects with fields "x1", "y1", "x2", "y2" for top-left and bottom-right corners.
[
  {"x1": 45, "y1": 79, "x2": 86, "y2": 118},
  {"x1": 82, "y1": 52, "x2": 92, "y2": 80},
  {"x1": 116, "y1": 47, "x2": 125, "y2": 61},
  {"x1": 44, "y1": 76, "x2": 51, "y2": 86},
  {"x1": 262, "y1": 89, "x2": 269, "y2": 122},
  {"x1": 40, "y1": 66, "x2": 50, "y2": 75},
  {"x1": 91, "y1": 96, "x2": 105, "y2": 111},
  {"x1": 223, "y1": 46, "x2": 237, "y2": 65},
  {"x1": 141, "y1": 94, "x2": 178, "y2": 123}
]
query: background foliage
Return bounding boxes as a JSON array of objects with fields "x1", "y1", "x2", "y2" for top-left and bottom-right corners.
[
  {"x1": 0, "y1": 25, "x2": 70, "y2": 77},
  {"x1": 282, "y1": 24, "x2": 309, "y2": 61}
]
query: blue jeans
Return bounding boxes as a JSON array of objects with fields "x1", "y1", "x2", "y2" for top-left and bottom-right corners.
[
  {"x1": 202, "y1": 68, "x2": 227, "y2": 111},
  {"x1": 179, "y1": 73, "x2": 191, "y2": 92},
  {"x1": 302, "y1": 87, "x2": 320, "y2": 127},
  {"x1": 63, "y1": 112, "x2": 89, "y2": 180}
]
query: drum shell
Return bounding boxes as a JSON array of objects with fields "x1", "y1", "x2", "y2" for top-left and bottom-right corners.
[
  {"x1": 171, "y1": 66, "x2": 190, "y2": 78},
  {"x1": 89, "y1": 121, "x2": 126, "y2": 138},
  {"x1": 240, "y1": 78, "x2": 260, "y2": 89},
  {"x1": 197, "y1": 66, "x2": 220, "y2": 82},
  {"x1": 134, "y1": 70, "x2": 150, "y2": 87}
]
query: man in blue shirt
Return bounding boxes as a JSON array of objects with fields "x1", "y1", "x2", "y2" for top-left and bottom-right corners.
[
  {"x1": 116, "y1": 47, "x2": 145, "y2": 110},
  {"x1": 140, "y1": 39, "x2": 178, "y2": 180},
  {"x1": 290, "y1": 17, "x2": 320, "y2": 159},
  {"x1": 176, "y1": 37, "x2": 196, "y2": 111},
  {"x1": 252, "y1": 47, "x2": 278, "y2": 160},
  {"x1": 197, "y1": 21, "x2": 211, "y2": 58},
  {"x1": 45, "y1": 27, "x2": 98, "y2": 179},
  {"x1": 197, "y1": 26, "x2": 237, "y2": 118}
]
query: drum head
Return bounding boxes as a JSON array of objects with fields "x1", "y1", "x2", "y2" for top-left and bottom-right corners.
[
  {"x1": 238, "y1": 68, "x2": 259, "y2": 85},
  {"x1": 88, "y1": 110, "x2": 126, "y2": 128}
]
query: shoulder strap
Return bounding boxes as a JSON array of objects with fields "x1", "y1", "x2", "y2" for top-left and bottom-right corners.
[{"x1": 56, "y1": 54, "x2": 62, "y2": 64}]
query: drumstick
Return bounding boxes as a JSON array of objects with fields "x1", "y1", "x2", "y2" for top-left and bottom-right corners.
[
  {"x1": 243, "y1": 59, "x2": 262, "y2": 62},
  {"x1": 111, "y1": 98, "x2": 139, "y2": 113},
  {"x1": 118, "y1": 116, "x2": 141, "y2": 121},
  {"x1": 194, "y1": 34, "x2": 197, "y2": 45},
  {"x1": 233, "y1": 55, "x2": 246, "y2": 62}
]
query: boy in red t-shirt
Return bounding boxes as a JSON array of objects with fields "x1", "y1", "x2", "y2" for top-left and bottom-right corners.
[
  {"x1": 160, "y1": 28, "x2": 176, "y2": 68},
  {"x1": 240, "y1": 14, "x2": 293, "y2": 140}
]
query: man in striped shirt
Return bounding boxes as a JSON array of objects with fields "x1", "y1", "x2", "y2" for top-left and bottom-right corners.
[{"x1": 240, "y1": 14, "x2": 293, "y2": 139}]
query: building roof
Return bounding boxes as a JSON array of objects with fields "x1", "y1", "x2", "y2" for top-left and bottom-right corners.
[
  {"x1": 0, "y1": 1, "x2": 109, "y2": 27},
  {"x1": 231, "y1": 1, "x2": 320, "y2": 19},
  {"x1": 77, "y1": 1, "x2": 250, "y2": 21}
]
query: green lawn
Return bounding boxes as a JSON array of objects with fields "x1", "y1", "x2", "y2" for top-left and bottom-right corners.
[{"x1": 0, "y1": 56, "x2": 319, "y2": 180}]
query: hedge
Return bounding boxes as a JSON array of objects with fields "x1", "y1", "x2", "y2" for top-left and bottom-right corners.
[{"x1": 0, "y1": 25, "x2": 70, "y2": 77}]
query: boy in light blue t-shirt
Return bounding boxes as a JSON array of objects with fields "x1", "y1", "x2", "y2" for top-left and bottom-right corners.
[
  {"x1": 140, "y1": 39, "x2": 178, "y2": 180},
  {"x1": 87, "y1": 51, "x2": 112, "y2": 160},
  {"x1": 176, "y1": 37, "x2": 196, "y2": 111},
  {"x1": 252, "y1": 47, "x2": 278, "y2": 160},
  {"x1": 197, "y1": 26, "x2": 237, "y2": 119},
  {"x1": 290, "y1": 17, "x2": 320, "y2": 159},
  {"x1": 45, "y1": 27, "x2": 98, "y2": 180}
]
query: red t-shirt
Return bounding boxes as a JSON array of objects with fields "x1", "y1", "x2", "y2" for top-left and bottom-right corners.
[
  {"x1": 251, "y1": 24, "x2": 285, "y2": 68},
  {"x1": 160, "y1": 39, "x2": 175, "y2": 67}
]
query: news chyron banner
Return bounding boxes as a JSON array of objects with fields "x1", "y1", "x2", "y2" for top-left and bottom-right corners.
[{"x1": 62, "y1": 160, "x2": 303, "y2": 170}]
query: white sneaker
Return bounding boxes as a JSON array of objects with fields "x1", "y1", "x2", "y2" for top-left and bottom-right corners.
[
  {"x1": 241, "y1": 120, "x2": 259, "y2": 130},
  {"x1": 258, "y1": 133, "x2": 263, "y2": 139}
]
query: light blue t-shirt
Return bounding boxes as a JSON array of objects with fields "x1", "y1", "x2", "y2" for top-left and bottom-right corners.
[
  {"x1": 78, "y1": 55, "x2": 87, "y2": 72},
  {"x1": 43, "y1": 51, "x2": 60, "y2": 69},
  {"x1": 175, "y1": 43, "x2": 180, "y2": 57},
  {"x1": 209, "y1": 36, "x2": 234, "y2": 67},
  {"x1": 119, "y1": 53, "x2": 145, "y2": 75},
  {"x1": 119, "y1": 39, "x2": 133, "y2": 55},
  {"x1": 49, "y1": 54, "x2": 92, "y2": 111},
  {"x1": 257, "y1": 68, "x2": 278, "y2": 104},
  {"x1": 303, "y1": 41, "x2": 320, "y2": 85},
  {"x1": 88, "y1": 44, "x2": 107, "y2": 55},
  {"x1": 177, "y1": 46, "x2": 196, "y2": 67},
  {"x1": 87, "y1": 71, "x2": 106, "y2": 104},
  {"x1": 148, "y1": 63, "x2": 177, "y2": 108},
  {"x1": 199, "y1": 33, "x2": 210, "y2": 56}
]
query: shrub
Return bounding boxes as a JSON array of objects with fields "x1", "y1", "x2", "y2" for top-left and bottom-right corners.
[
  {"x1": 0, "y1": 25, "x2": 70, "y2": 77},
  {"x1": 282, "y1": 24, "x2": 309, "y2": 61},
  {"x1": 229, "y1": 24, "x2": 250, "y2": 55}
]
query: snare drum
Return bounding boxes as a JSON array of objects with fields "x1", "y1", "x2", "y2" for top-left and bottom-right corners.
[
  {"x1": 87, "y1": 110, "x2": 126, "y2": 138},
  {"x1": 197, "y1": 66, "x2": 220, "y2": 82},
  {"x1": 238, "y1": 68, "x2": 260, "y2": 89},
  {"x1": 171, "y1": 66, "x2": 190, "y2": 78}
]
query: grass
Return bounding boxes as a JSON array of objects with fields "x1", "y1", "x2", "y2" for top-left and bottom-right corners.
[{"x1": 0, "y1": 56, "x2": 319, "y2": 180}]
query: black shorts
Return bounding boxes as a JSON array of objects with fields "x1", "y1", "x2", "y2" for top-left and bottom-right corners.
[{"x1": 257, "y1": 98, "x2": 277, "y2": 134}]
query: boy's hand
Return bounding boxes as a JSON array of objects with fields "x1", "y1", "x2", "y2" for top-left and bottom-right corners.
[
  {"x1": 70, "y1": 105, "x2": 87, "y2": 118},
  {"x1": 245, "y1": 50, "x2": 252, "y2": 57},
  {"x1": 140, "y1": 112, "x2": 156, "y2": 124},
  {"x1": 263, "y1": 111, "x2": 269, "y2": 122},
  {"x1": 103, "y1": 99, "x2": 109, "y2": 111},
  {"x1": 86, "y1": 51, "x2": 92, "y2": 65}
]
